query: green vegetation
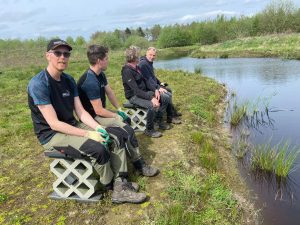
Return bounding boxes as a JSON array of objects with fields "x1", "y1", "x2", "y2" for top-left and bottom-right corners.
[
  {"x1": 0, "y1": 40, "x2": 254, "y2": 224},
  {"x1": 191, "y1": 33, "x2": 300, "y2": 59},
  {"x1": 1, "y1": 0, "x2": 299, "y2": 52},
  {"x1": 251, "y1": 141, "x2": 299, "y2": 177},
  {"x1": 155, "y1": 165, "x2": 240, "y2": 225},
  {"x1": 230, "y1": 101, "x2": 248, "y2": 126}
]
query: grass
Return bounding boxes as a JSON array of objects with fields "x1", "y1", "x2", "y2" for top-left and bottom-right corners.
[
  {"x1": 230, "y1": 101, "x2": 248, "y2": 126},
  {"x1": 0, "y1": 40, "x2": 254, "y2": 224},
  {"x1": 191, "y1": 33, "x2": 300, "y2": 59},
  {"x1": 251, "y1": 141, "x2": 299, "y2": 177},
  {"x1": 155, "y1": 163, "x2": 241, "y2": 225}
]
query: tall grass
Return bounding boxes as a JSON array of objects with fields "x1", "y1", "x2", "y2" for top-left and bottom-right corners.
[
  {"x1": 230, "y1": 101, "x2": 248, "y2": 126},
  {"x1": 251, "y1": 141, "x2": 299, "y2": 177}
]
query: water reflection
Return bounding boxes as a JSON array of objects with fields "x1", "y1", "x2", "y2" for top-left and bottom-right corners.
[{"x1": 156, "y1": 57, "x2": 300, "y2": 225}]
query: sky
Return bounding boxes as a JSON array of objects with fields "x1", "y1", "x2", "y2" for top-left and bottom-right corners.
[{"x1": 0, "y1": 0, "x2": 299, "y2": 41}]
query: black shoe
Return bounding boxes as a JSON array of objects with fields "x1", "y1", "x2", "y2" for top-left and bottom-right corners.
[
  {"x1": 158, "y1": 122, "x2": 171, "y2": 130},
  {"x1": 144, "y1": 129, "x2": 162, "y2": 138}
]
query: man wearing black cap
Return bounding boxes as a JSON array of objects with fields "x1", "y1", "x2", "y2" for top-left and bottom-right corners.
[{"x1": 27, "y1": 39, "x2": 147, "y2": 204}]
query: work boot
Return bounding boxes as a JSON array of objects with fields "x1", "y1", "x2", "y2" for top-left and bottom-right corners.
[
  {"x1": 144, "y1": 129, "x2": 162, "y2": 138},
  {"x1": 122, "y1": 178, "x2": 139, "y2": 192},
  {"x1": 133, "y1": 159, "x2": 160, "y2": 177},
  {"x1": 170, "y1": 117, "x2": 182, "y2": 124},
  {"x1": 158, "y1": 122, "x2": 171, "y2": 130},
  {"x1": 174, "y1": 111, "x2": 182, "y2": 117},
  {"x1": 112, "y1": 179, "x2": 146, "y2": 204}
]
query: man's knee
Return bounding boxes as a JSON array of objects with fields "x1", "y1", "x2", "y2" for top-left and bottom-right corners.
[
  {"x1": 123, "y1": 124, "x2": 139, "y2": 147},
  {"x1": 79, "y1": 139, "x2": 110, "y2": 165}
]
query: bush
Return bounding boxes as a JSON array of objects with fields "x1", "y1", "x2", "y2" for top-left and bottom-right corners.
[
  {"x1": 124, "y1": 35, "x2": 149, "y2": 49},
  {"x1": 157, "y1": 26, "x2": 192, "y2": 48}
]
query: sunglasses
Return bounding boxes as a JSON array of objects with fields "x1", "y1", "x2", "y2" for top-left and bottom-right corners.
[{"x1": 49, "y1": 50, "x2": 71, "y2": 58}]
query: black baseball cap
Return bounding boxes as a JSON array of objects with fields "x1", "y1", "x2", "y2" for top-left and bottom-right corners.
[{"x1": 47, "y1": 38, "x2": 72, "y2": 51}]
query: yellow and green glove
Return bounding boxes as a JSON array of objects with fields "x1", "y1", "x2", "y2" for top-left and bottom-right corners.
[{"x1": 117, "y1": 108, "x2": 129, "y2": 121}]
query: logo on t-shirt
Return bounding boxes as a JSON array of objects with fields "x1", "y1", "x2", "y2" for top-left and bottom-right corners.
[{"x1": 62, "y1": 90, "x2": 70, "y2": 97}]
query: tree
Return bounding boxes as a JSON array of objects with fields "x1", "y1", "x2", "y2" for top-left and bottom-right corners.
[
  {"x1": 157, "y1": 26, "x2": 192, "y2": 48},
  {"x1": 125, "y1": 27, "x2": 131, "y2": 38},
  {"x1": 150, "y1": 24, "x2": 161, "y2": 41},
  {"x1": 136, "y1": 27, "x2": 145, "y2": 37},
  {"x1": 75, "y1": 36, "x2": 86, "y2": 46}
]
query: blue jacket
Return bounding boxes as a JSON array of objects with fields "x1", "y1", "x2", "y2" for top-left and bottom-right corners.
[{"x1": 139, "y1": 56, "x2": 161, "y2": 89}]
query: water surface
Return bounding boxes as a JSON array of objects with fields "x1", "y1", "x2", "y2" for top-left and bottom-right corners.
[{"x1": 155, "y1": 57, "x2": 300, "y2": 225}]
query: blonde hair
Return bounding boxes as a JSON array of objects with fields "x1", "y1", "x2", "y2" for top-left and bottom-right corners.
[
  {"x1": 147, "y1": 47, "x2": 156, "y2": 52},
  {"x1": 125, "y1": 45, "x2": 140, "y2": 63}
]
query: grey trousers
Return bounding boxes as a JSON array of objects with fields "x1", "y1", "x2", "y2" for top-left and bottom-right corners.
[{"x1": 42, "y1": 122, "x2": 127, "y2": 186}]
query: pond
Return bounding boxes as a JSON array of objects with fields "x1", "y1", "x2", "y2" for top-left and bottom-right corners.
[{"x1": 155, "y1": 57, "x2": 300, "y2": 225}]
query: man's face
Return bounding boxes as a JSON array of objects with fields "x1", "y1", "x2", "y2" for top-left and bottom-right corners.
[
  {"x1": 46, "y1": 46, "x2": 70, "y2": 72},
  {"x1": 146, "y1": 49, "x2": 156, "y2": 62},
  {"x1": 99, "y1": 53, "x2": 109, "y2": 71}
]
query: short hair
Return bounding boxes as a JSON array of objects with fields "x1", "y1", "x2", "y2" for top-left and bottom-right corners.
[
  {"x1": 147, "y1": 47, "x2": 156, "y2": 53},
  {"x1": 125, "y1": 45, "x2": 140, "y2": 63},
  {"x1": 87, "y1": 45, "x2": 109, "y2": 65}
]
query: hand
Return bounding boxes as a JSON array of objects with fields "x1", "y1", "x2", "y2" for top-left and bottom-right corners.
[
  {"x1": 115, "y1": 114, "x2": 124, "y2": 122},
  {"x1": 151, "y1": 97, "x2": 160, "y2": 108},
  {"x1": 95, "y1": 125, "x2": 109, "y2": 139},
  {"x1": 155, "y1": 89, "x2": 160, "y2": 101},
  {"x1": 159, "y1": 87, "x2": 167, "y2": 93},
  {"x1": 117, "y1": 108, "x2": 129, "y2": 120},
  {"x1": 85, "y1": 131, "x2": 105, "y2": 144}
]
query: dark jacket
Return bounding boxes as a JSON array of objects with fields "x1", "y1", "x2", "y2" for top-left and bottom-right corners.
[
  {"x1": 139, "y1": 56, "x2": 161, "y2": 89},
  {"x1": 121, "y1": 64, "x2": 156, "y2": 100}
]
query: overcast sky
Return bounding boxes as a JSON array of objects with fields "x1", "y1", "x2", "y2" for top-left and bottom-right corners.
[{"x1": 0, "y1": 0, "x2": 299, "y2": 40}]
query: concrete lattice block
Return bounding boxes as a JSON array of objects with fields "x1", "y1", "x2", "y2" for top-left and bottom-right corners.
[
  {"x1": 124, "y1": 108, "x2": 147, "y2": 131},
  {"x1": 50, "y1": 158, "x2": 100, "y2": 199}
]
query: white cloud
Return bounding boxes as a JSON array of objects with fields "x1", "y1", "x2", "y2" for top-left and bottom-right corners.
[{"x1": 180, "y1": 10, "x2": 238, "y2": 22}]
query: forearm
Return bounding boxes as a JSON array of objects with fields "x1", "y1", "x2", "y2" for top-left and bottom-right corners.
[
  {"x1": 51, "y1": 121, "x2": 87, "y2": 137},
  {"x1": 95, "y1": 107, "x2": 117, "y2": 118},
  {"x1": 79, "y1": 110, "x2": 100, "y2": 130},
  {"x1": 106, "y1": 92, "x2": 119, "y2": 109}
]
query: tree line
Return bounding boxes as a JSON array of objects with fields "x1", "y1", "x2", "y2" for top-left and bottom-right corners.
[{"x1": 0, "y1": 0, "x2": 299, "y2": 50}]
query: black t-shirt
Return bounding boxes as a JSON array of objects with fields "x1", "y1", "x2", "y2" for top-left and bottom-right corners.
[
  {"x1": 77, "y1": 69, "x2": 108, "y2": 118},
  {"x1": 27, "y1": 69, "x2": 78, "y2": 144}
]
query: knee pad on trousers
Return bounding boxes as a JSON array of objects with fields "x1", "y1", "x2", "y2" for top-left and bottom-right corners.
[
  {"x1": 123, "y1": 124, "x2": 139, "y2": 148},
  {"x1": 106, "y1": 127, "x2": 128, "y2": 149},
  {"x1": 79, "y1": 139, "x2": 110, "y2": 165}
]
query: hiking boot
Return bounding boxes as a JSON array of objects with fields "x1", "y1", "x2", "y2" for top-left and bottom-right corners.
[
  {"x1": 144, "y1": 129, "x2": 162, "y2": 138},
  {"x1": 174, "y1": 111, "x2": 182, "y2": 117},
  {"x1": 158, "y1": 122, "x2": 171, "y2": 130},
  {"x1": 122, "y1": 178, "x2": 139, "y2": 192},
  {"x1": 171, "y1": 117, "x2": 181, "y2": 124},
  {"x1": 133, "y1": 158, "x2": 160, "y2": 177},
  {"x1": 112, "y1": 180, "x2": 146, "y2": 204},
  {"x1": 141, "y1": 164, "x2": 160, "y2": 177}
]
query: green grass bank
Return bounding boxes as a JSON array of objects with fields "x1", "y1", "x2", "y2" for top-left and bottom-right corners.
[{"x1": 0, "y1": 44, "x2": 257, "y2": 224}]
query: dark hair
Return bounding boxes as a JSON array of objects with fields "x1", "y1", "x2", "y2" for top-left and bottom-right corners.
[{"x1": 87, "y1": 45, "x2": 109, "y2": 65}]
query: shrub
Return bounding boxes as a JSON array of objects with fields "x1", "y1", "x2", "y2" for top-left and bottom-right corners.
[
  {"x1": 124, "y1": 35, "x2": 149, "y2": 49},
  {"x1": 157, "y1": 26, "x2": 192, "y2": 48}
]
